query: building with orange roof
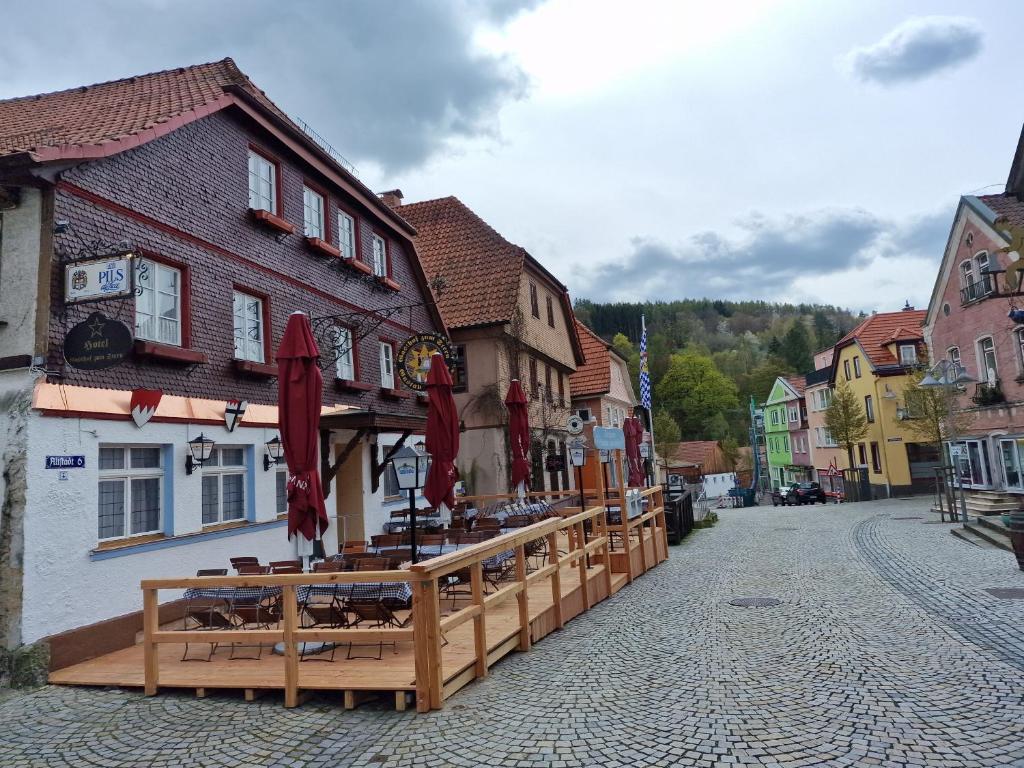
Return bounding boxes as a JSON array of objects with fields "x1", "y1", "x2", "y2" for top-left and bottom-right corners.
[
  {"x1": 763, "y1": 375, "x2": 811, "y2": 489},
  {"x1": 568, "y1": 320, "x2": 638, "y2": 487},
  {"x1": 828, "y1": 305, "x2": 937, "y2": 498},
  {"x1": 0, "y1": 59, "x2": 447, "y2": 650},
  {"x1": 396, "y1": 195, "x2": 585, "y2": 496}
]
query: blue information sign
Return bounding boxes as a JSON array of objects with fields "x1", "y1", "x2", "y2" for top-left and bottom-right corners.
[
  {"x1": 45, "y1": 455, "x2": 85, "y2": 469},
  {"x1": 592, "y1": 427, "x2": 625, "y2": 451}
]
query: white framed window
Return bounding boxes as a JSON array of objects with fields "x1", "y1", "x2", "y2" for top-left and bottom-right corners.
[
  {"x1": 333, "y1": 326, "x2": 355, "y2": 380},
  {"x1": 788, "y1": 406, "x2": 798, "y2": 423},
  {"x1": 248, "y1": 150, "x2": 276, "y2": 212},
  {"x1": 898, "y1": 344, "x2": 917, "y2": 365},
  {"x1": 853, "y1": 356, "x2": 862, "y2": 378},
  {"x1": 770, "y1": 410, "x2": 779, "y2": 426},
  {"x1": 303, "y1": 186, "x2": 325, "y2": 239},
  {"x1": 380, "y1": 341, "x2": 395, "y2": 388},
  {"x1": 382, "y1": 447, "x2": 401, "y2": 497},
  {"x1": 135, "y1": 259, "x2": 181, "y2": 346},
  {"x1": 977, "y1": 336, "x2": 998, "y2": 385},
  {"x1": 371, "y1": 233, "x2": 388, "y2": 277},
  {"x1": 843, "y1": 360, "x2": 851, "y2": 381},
  {"x1": 959, "y1": 260, "x2": 975, "y2": 289},
  {"x1": 201, "y1": 447, "x2": 247, "y2": 525},
  {"x1": 232, "y1": 291, "x2": 265, "y2": 363},
  {"x1": 98, "y1": 446, "x2": 163, "y2": 541},
  {"x1": 864, "y1": 395, "x2": 874, "y2": 423},
  {"x1": 947, "y1": 439, "x2": 993, "y2": 489},
  {"x1": 276, "y1": 470, "x2": 288, "y2": 516},
  {"x1": 337, "y1": 211, "x2": 356, "y2": 260},
  {"x1": 783, "y1": 435, "x2": 789, "y2": 452},
  {"x1": 948, "y1": 346, "x2": 961, "y2": 371}
]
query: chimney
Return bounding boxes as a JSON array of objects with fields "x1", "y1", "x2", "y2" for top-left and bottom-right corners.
[
  {"x1": 901, "y1": 300, "x2": 914, "y2": 311},
  {"x1": 378, "y1": 189, "x2": 403, "y2": 208}
]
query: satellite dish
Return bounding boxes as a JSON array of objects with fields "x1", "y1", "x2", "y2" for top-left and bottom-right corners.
[{"x1": 566, "y1": 414, "x2": 585, "y2": 436}]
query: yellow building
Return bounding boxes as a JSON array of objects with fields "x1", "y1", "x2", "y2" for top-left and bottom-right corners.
[{"x1": 829, "y1": 308, "x2": 940, "y2": 498}]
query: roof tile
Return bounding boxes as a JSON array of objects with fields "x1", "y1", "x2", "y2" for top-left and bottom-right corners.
[
  {"x1": 836, "y1": 309, "x2": 926, "y2": 368},
  {"x1": 569, "y1": 321, "x2": 611, "y2": 397}
]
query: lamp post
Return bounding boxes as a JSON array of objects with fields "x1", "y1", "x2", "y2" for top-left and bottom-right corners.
[
  {"x1": 263, "y1": 435, "x2": 285, "y2": 471},
  {"x1": 391, "y1": 444, "x2": 430, "y2": 564},
  {"x1": 919, "y1": 359, "x2": 976, "y2": 525}
]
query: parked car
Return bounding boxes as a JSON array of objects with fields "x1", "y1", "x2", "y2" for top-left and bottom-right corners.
[
  {"x1": 790, "y1": 481, "x2": 827, "y2": 505},
  {"x1": 771, "y1": 485, "x2": 793, "y2": 506}
]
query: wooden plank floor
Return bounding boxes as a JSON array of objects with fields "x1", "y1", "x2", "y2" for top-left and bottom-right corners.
[{"x1": 50, "y1": 561, "x2": 632, "y2": 698}]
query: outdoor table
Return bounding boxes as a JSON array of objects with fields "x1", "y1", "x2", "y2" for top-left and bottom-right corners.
[
  {"x1": 296, "y1": 581, "x2": 413, "y2": 605},
  {"x1": 183, "y1": 586, "x2": 282, "y2": 603},
  {"x1": 376, "y1": 542, "x2": 515, "y2": 568}
]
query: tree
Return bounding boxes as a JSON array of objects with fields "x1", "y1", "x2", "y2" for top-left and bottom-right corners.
[
  {"x1": 825, "y1": 380, "x2": 869, "y2": 469},
  {"x1": 899, "y1": 371, "x2": 971, "y2": 447},
  {"x1": 611, "y1": 332, "x2": 634, "y2": 360},
  {"x1": 652, "y1": 409, "x2": 681, "y2": 479},
  {"x1": 721, "y1": 436, "x2": 741, "y2": 469},
  {"x1": 656, "y1": 351, "x2": 739, "y2": 439},
  {"x1": 737, "y1": 357, "x2": 793, "y2": 410},
  {"x1": 707, "y1": 412, "x2": 731, "y2": 441},
  {"x1": 812, "y1": 310, "x2": 837, "y2": 349},
  {"x1": 780, "y1": 319, "x2": 813, "y2": 373}
]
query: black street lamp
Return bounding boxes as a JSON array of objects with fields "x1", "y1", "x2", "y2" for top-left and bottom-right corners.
[
  {"x1": 391, "y1": 444, "x2": 430, "y2": 564},
  {"x1": 185, "y1": 433, "x2": 215, "y2": 475},
  {"x1": 263, "y1": 435, "x2": 285, "y2": 471}
]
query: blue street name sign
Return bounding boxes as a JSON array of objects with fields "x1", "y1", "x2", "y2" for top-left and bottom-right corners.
[{"x1": 45, "y1": 455, "x2": 85, "y2": 469}]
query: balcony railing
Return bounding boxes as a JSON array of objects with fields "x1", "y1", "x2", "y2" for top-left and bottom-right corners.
[
  {"x1": 971, "y1": 380, "x2": 1006, "y2": 407},
  {"x1": 960, "y1": 274, "x2": 994, "y2": 305}
]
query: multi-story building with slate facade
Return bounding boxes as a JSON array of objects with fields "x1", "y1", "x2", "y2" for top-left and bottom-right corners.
[{"x1": 0, "y1": 60, "x2": 445, "y2": 650}]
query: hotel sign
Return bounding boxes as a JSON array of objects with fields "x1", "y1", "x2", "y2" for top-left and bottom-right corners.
[
  {"x1": 396, "y1": 332, "x2": 454, "y2": 391},
  {"x1": 63, "y1": 312, "x2": 133, "y2": 370},
  {"x1": 65, "y1": 254, "x2": 134, "y2": 304}
]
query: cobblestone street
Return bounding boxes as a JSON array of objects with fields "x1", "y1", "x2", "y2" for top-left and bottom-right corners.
[{"x1": 2, "y1": 497, "x2": 1023, "y2": 768}]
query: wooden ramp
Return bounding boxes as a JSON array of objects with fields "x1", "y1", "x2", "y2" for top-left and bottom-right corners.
[{"x1": 51, "y1": 497, "x2": 665, "y2": 712}]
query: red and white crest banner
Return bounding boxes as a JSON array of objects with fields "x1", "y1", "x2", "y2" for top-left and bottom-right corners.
[{"x1": 130, "y1": 388, "x2": 163, "y2": 428}]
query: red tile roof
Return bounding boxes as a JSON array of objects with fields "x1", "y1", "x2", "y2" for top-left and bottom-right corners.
[
  {"x1": 0, "y1": 58, "x2": 282, "y2": 160},
  {"x1": 569, "y1": 321, "x2": 611, "y2": 397},
  {"x1": 836, "y1": 309, "x2": 926, "y2": 368},
  {"x1": 783, "y1": 375, "x2": 806, "y2": 397},
  {"x1": 980, "y1": 193, "x2": 1024, "y2": 228},
  {"x1": 397, "y1": 196, "x2": 526, "y2": 330},
  {"x1": 665, "y1": 441, "x2": 730, "y2": 473}
]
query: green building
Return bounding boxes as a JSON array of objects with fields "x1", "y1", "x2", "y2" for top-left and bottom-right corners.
[{"x1": 764, "y1": 378, "x2": 794, "y2": 489}]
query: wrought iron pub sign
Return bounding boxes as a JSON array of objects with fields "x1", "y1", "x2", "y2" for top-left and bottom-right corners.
[{"x1": 63, "y1": 312, "x2": 133, "y2": 370}]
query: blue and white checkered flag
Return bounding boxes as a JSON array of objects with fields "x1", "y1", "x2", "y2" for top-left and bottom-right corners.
[{"x1": 639, "y1": 315, "x2": 652, "y2": 410}]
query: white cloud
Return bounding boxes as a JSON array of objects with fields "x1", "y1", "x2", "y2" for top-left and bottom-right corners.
[{"x1": 844, "y1": 16, "x2": 983, "y2": 85}]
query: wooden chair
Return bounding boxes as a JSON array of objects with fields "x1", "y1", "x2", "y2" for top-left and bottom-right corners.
[
  {"x1": 271, "y1": 564, "x2": 303, "y2": 574},
  {"x1": 342, "y1": 541, "x2": 367, "y2": 554},
  {"x1": 196, "y1": 568, "x2": 227, "y2": 576},
  {"x1": 229, "y1": 557, "x2": 259, "y2": 572},
  {"x1": 474, "y1": 517, "x2": 502, "y2": 531},
  {"x1": 345, "y1": 598, "x2": 413, "y2": 659},
  {"x1": 237, "y1": 564, "x2": 271, "y2": 575},
  {"x1": 312, "y1": 560, "x2": 342, "y2": 572},
  {"x1": 269, "y1": 560, "x2": 301, "y2": 570},
  {"x1": 370, "y1": 534, "x2": 403, "y2": 551},
  {"x1": 355, "y1": 558, "x2": 389, "y2": 571}
]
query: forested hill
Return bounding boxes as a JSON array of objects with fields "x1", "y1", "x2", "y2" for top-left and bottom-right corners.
[{"x1": 572, "y1": 299, "x2": 863, "y2": 447}]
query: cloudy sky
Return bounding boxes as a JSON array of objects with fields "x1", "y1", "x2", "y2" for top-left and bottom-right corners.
[{"x1": 2, "y1": 0, "x2": 1021, "y2": 312}]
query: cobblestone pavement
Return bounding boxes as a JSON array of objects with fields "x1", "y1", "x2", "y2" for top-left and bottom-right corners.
[{"x1": 2, "y1": 498, "x2": 1023, "y2": 768}]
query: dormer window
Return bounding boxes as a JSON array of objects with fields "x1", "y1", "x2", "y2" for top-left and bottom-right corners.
[{"x1": 898, "y1": 344, "x2": 917, "y2": 366}]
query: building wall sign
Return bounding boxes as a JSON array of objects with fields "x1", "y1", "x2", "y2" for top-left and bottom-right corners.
[
  {"x1": 592, "y1": 426, "x2": 625, "y2": 451},
  {"x1": 63, "y1": 312, "x2": 133, "y2": 370},
  {"x1": 397, "y1": 332, "x2": 453, "y2": 391},
  {"x1": 64, "y1": 254, "x2": 134, "y2": 303},
  {"x1": 45, "y1": 455, "x2": 85, "y2": 469}
]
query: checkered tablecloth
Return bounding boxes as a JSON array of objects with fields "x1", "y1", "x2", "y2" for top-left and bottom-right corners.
[
  {"x1": 297, "y1": 582, "x2": 413, "y2": 605},
  {"x1": 183, "y1": 586, "x2": 281, "y2": 604}
]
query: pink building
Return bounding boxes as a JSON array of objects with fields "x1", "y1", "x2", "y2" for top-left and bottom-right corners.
[
  {"x1": 923, "y1": 130, "x2": 1024, "y2": 512},
  {"x1": 785, "y1": 376, "x2": 812, "y2": 481}
]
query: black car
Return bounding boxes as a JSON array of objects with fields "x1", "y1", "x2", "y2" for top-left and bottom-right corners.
[{"x1": 789, "y1": 481, "x2": 827, "y2": 505}]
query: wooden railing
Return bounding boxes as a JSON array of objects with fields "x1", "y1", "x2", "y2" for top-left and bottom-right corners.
[{"x1": 140, "y1": 504, "x2": 617, "y2": 713}]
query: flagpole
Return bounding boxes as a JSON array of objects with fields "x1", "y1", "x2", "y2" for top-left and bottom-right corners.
[{"x1": 640, "y1": 314, "x2": 656, "y2": 486}]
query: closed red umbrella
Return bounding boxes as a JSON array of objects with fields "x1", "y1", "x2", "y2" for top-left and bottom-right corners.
[
  {"x1": 505, "y1": 380, "x2": 531, "y2": 498},
  {"x1": 424, "y1": 352, "x2": 460, "y2": 526},
  {"x1": 624, "y1": 417, "x2": 645, "y2": 487},
  {"x1": 277, "y1": 312, "x2": 328, "y2": 561}
]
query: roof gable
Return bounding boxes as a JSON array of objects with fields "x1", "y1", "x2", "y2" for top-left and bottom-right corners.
[
  {"x1": 835, "y1": 309, "x2": 927, "y2": 369},
  {"x1": 569, "y1": 321, "x2": 611, "y2": 398}
]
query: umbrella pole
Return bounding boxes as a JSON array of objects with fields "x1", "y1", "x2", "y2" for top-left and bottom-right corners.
[{"x1": 408, "y1": 488, "x2": 418, "y2": 564}]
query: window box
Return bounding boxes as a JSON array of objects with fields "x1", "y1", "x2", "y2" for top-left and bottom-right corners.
[
  {"x1": 379, "y1": 276, "x2": 401, "y2": 291},
  {"x1": 233, "y1": 359, "x2": 278, "y2": 378},
  {"x1": 134, "y1": 340, "x2": 207, "y2": 365},
  {"x1": 305, "y1": 237, "x2": 340, "y2": 259},
  {"x1": 250, "y1": 208, "x2": 295, "y2": 235},
  {"x1": 380, "y1": 387, "x2": 413, "y2": 400},
  {"x1": 335, "y1": 378, "x2": 373, "y2": 392},
  {"x1": 346, "y1": 257, "x2": 373, "y2": 275}
]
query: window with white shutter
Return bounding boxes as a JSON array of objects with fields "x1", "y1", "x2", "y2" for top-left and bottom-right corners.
[{"x1": 380, "y1": 341, "x2": 395, "y2": 388}]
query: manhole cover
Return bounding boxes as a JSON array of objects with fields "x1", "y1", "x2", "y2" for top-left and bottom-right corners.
[
  {"x1": 985, "y1": 588, "x2": 1024, "y2": 600},
  {"x1": 893, "y1": 516, "x2": 923, "y2": 520},
  {"x1": 729, "y1": 597, "x2": 782, "y2": 608}
]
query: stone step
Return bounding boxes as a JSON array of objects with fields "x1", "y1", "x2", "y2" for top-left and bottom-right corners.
[
  {"x1": 964, "y1": 521, "x2": 1014, "y2": 552},
  {"x1": 975, "y1": 515, "x2": 1011, "y2": 535},
  {"x1": 951, "y1": 526, "x2": 1003, "y2": 550}
]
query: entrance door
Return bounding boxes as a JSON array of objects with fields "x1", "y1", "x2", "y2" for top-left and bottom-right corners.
[{"x1": 335, "y1": 440, "x2": 365, "y2": 546}]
